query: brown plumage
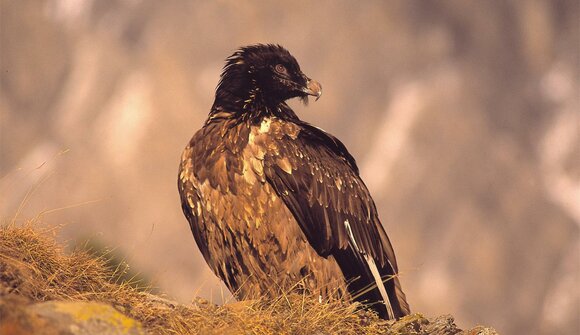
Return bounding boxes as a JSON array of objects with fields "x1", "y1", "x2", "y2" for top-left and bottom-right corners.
[{"x1": 178, "y1": 44, "x2": 409, "y2": 319}]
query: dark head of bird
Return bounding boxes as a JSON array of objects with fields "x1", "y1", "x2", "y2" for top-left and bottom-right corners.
[{"x1": 213, "y1": 44, "x2": 322, "y2": 116}]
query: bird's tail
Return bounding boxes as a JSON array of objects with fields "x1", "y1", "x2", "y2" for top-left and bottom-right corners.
[
  {"x1": 334, "y1": 247, "x2": 410, "y2": 319},
  {"x1": 391, "y1": 269, "x2": 410, "y2": 316}
]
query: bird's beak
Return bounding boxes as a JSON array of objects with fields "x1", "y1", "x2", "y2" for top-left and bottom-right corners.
[{"x1": 302, "y1": 79, "x2": 322, "y2": 101}]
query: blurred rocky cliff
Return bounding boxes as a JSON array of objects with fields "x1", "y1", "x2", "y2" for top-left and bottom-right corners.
[{"x1": 1, "y1": 1, "x2": 578, "y2": 334}]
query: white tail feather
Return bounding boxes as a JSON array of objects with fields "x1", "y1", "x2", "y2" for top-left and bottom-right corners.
[{"x1": 365, "y1": 254, "x2": 395, "y2": 319}]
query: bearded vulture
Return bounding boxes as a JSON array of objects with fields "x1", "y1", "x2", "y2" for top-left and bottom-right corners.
[{"x1": 178, "y1": 44, "x2": 409, "y2": 319}]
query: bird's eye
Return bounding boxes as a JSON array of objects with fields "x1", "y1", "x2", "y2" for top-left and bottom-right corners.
[{"x1": 275, "y1": 64, "x2": 287, "y2": 74}]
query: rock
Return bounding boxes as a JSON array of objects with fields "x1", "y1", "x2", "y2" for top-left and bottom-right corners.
[
  {"x1": 460, "y1": 325, "x2": 499, "y2": 335},
  {"x1": 385, "y1": 313, "x2": 498, "y2": 335},
  {"x1": 0, "y1": 295, "x2": 145, "y2": 335}
]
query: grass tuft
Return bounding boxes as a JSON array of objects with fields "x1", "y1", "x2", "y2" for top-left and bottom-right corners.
[{"x1": 0, "y1": 221, "x2": 393, "y2": 334}]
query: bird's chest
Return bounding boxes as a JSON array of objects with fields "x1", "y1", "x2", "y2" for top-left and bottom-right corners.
[{"x1": 193, "y1": 117, "x2": 300, "y2": 230}]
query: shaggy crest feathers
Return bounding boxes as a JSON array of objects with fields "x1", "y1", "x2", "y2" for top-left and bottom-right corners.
[{"x1": 212, "y1": 44, "x2": 311, "y2": 118}]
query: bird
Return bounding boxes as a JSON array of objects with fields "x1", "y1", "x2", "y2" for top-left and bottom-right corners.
[{"x1": 178, "y1": 44, "x2": 410, "y2": 319}]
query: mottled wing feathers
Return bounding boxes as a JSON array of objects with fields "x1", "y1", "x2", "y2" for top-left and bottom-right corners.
[
  {"x1": 263, "y1": 121, "x2": 395, "y2": 269},
  {"x1": 178, "y1": 146, "x2": 211, "y2": 264},
  {"x1": 262, "y1": 121, "x2": 409, "y2": 317}
]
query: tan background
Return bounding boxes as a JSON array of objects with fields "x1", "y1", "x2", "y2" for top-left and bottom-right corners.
[{"x1": 1, "y1": 1, "x2": 578, "y2": 334}]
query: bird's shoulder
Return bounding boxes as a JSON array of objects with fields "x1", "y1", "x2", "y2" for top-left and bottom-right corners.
[
  {"x1": 251, "y1": 115, "x2": 359, "y2": 178},
  {"x1": 179, "y1": 109, "x2": 358, "y2": 195}
]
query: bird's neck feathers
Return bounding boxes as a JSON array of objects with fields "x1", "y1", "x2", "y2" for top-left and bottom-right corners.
[{"x1": 210, "y1": 57, "x2": 296, "y2": 124}]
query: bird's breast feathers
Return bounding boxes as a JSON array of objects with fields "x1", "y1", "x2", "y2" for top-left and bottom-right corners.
[{"x1": 180, "y1": 116, "x2": 301, "y2": 228}]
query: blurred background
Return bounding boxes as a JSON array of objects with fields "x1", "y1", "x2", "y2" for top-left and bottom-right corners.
[{"x1": 1, "y1": 1, "x2": 578, "y2": 334}]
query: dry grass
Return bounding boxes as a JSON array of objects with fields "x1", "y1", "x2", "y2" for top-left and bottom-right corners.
[{"x1": 0, "y1": 221, "x2": 395, "y2": 334}]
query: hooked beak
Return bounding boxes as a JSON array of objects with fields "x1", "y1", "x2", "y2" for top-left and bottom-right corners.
[{"x1": 302, "y1": 79, "x2": 322, "y2": 101}]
